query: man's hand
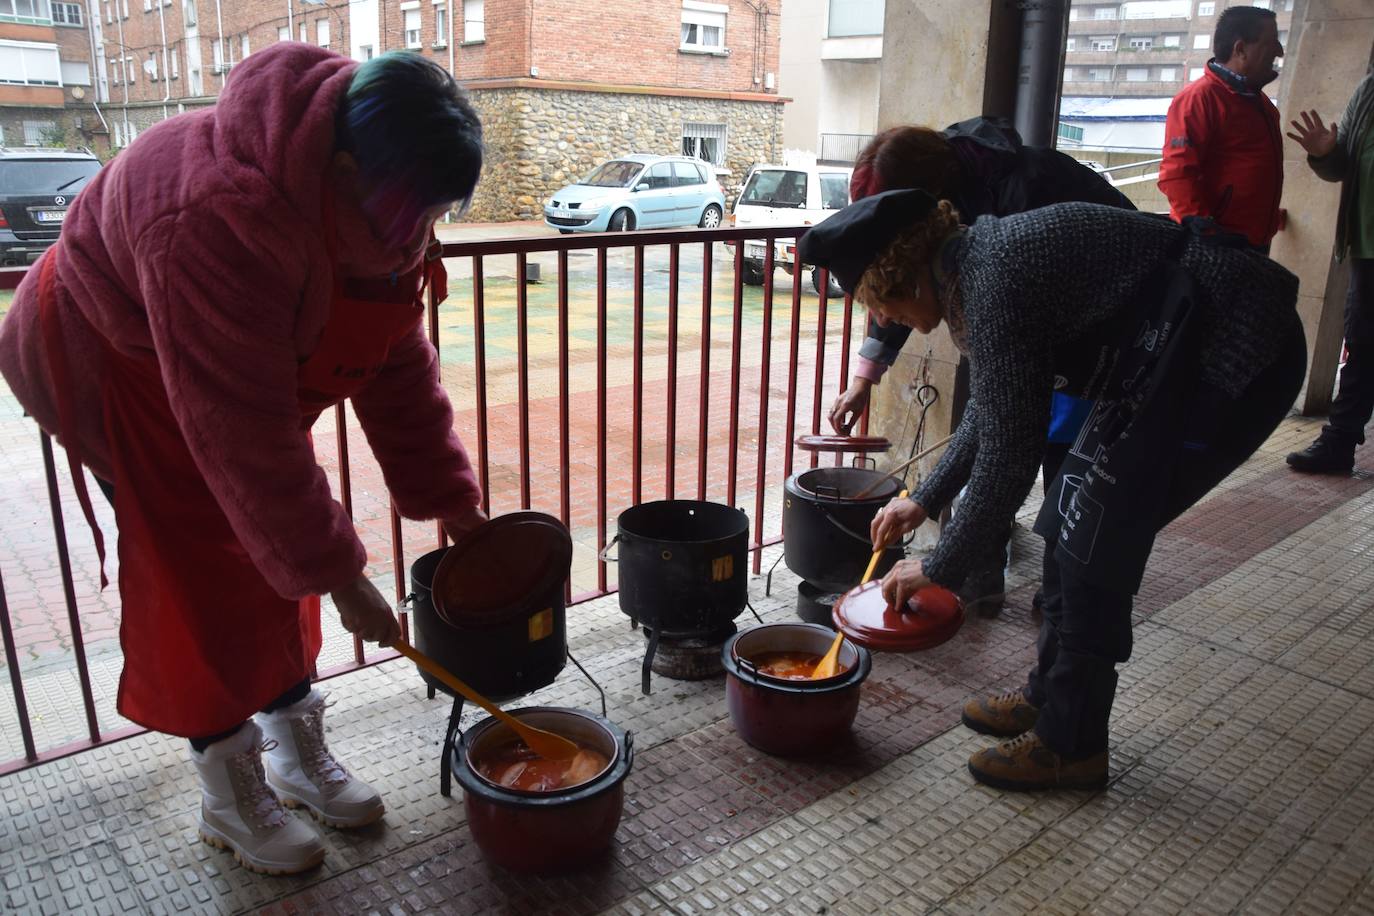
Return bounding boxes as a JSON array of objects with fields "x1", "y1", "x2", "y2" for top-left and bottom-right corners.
[
  {"x1": 880, "y1": 558, "x2": 931, "y2": 612},
  {"x1": 1287, "y1": 109, "x2": 1338, "y2": 159},
  {"x1": 332, "y1": 575, "x2": 401, "y2": 646},
  {"x1": 829, "y1": 378, "x2": 874, "y2": 434},
  {"x1": 870, "y1": 496, "x2": 927, "y2": 549},
  {"x1": 442, "y1": 504, "x2": 489, "y2": 544}
]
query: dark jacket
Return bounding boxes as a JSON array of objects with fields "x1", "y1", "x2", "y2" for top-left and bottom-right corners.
[
  {"x1": 1307, "y1": 72, "x2": 1374, "y2": 261},
  {"x1": 1159, "y1": 62, "x2": 1285, "y2": 249},
  {"x1": 858, "y1": 117, "x2": 1135, "y2": 371}
]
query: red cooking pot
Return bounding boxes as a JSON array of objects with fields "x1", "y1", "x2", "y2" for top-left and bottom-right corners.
[
  {"x1": 721, "y1": 623, "x2": 872, "y2": 756},
  {"x1": 453, "y1": 707, "x2": 634, "y2": 873}
]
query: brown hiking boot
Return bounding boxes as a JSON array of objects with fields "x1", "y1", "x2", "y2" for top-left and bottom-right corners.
[
  {"x1": 967, "y1": 732, "x2": 1108, "y2": 791},
  {"x1": 961, "y1": 688, "x2": 1040, "y2": 737}
]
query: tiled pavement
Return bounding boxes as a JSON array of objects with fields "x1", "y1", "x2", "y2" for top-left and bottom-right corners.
[{"x1": 2, "y1": 412, "x2": 1374, "y2": 913}]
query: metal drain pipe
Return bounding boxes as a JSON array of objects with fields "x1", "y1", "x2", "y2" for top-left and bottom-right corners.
[{"x1": 1013, "y1": 0, "x2": 1071, "y2": 148}]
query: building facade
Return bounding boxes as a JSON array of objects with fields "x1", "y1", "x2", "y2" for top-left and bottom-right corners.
[
  {"x1": 0, "y1": 0, "x2": 785, "y2": 220},
  {"x1": 779, "y1": 0, "x2": 882, "y2": 162},
  {"x1": 1060, "y1": 0, "x2": 1296, "y2": 152}
]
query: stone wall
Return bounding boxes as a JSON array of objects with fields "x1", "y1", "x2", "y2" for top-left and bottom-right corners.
[{"x1": 466, "y1": 86, "x2": 785, "y2": 222}]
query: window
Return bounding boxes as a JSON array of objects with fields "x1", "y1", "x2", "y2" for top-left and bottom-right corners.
[
  {"x1": 0, "y1": 0, "x2": 53, "y2": 23},
  {"x1": 21, "y1": 119, "x2": 56, "y2": 146},
  {"x1": 434, "y1": 2, "x2": 448, "y2": 45},
  {"x1": 125, "y1": 55, "x2": 135, "y2": 83},
  {"x1": 1094, "y1": 6, "x2": 1116, "y2": 19},
  {"x1": 277, "y1": 26, "x2": 289, "y2": 42},
  {"x1": 241, "y1": 33, "x2": 250, "y2": 59},
  {"x1": 1091, "y1": 37, "x2": 1116, "y2": 51},
  {"x1": 60, "y1": 59, "x2": 89, "y2": 84},
  {"x1": 672, "y1": 160, "x2": 704, "y2": 188},
  {"x1": 104, "y1": 0, "x2": 110, "y2": 21},
  {"x1": 1064, "y1": 66, "x2": 1077, "y2": 81},
  {"x1": 1126, "y1": 67, "x2": 1149, "y2": 80},
  {"x1": 1129, "y1": 37, "x2": 1153, "y2": 49},
  {"x1": 170, "y1": 47, "x2": 178, "y2": 78},
  {"x1": 146, "y1": 51, "x2": 158, "y2": 80},
  {"x1": 1192, "y1": 33, "x2": 1209, "y2": 49},
  {"x1": 51, "y1": 1, "x2": 81, "y2": 24},
  {"x1": 0, "y1": 41, "x2": 62, "y2": 86},
  {"x1": 681, "y1": 122, "x2": 727, "y2": 165},
  {"x1": 359, "y1": 44, "x2": 373, "y2": 59},
  {"x1": 317, "y1": 18, "x2": 330, "y2": 47},
  {"x1": 463, "y1": 0, "x2": 483, "y2": 42},
  {"x1": 681, "y1": 1, "x2": 726, "y2": 52},
  {"x1": 1160, "y1": 66, "x2": 1177, "y2": 80},
  {"x1": 819, "y1": 173, "x2": 849, "y2": 209},
  {"x1": 212, "y1": 38, "x2": 224, "y2": 72},
  {"x1": 827, "y1": 0, "x2": 884, "y2": 38},
  {"x1": 109, "y1": 60, "x2": 120, "y2": 85},
  {"x1": 404, "y1": 8, "x2": 421, "y2": 48},
  {"x1": 645, "y1": 162, "x2": 674, "y2": 190},
  {"x1": 1066, "y1": 37, "x2": 1076, "y2": 51},
  {"x1": 1088, "y1": 67, "x2": 1112, "y2": 80},
  {"x1": 1189, "y1": 66, "x2": 1204, "y2": 80},
  {"x1": 1196, "y1": 1, "x2": 1213, "y2": 14},
  {"x1": 1163, "y1": 34, "x2": 1180, "y2": 46},
  {"x1": 299, "y1": 22, "x2": 307, "y2": 42},
  {"x1": 182, "y1": 0, "x2": 194, "y2": 25},
  {"x1": 143, "y1": 0, "x2": 150, "y2": 9}
]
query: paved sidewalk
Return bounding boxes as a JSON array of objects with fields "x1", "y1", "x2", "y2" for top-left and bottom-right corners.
[{"x1": 2, "y1": 413, "x2": 1373, "y2": 914}]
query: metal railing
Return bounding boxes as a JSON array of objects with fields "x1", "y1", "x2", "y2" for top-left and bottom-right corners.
[
  {"x1": 0, "y1": 223, "x2": 865, "y2": 775},
  {"x1": 819, "y1": 133, "x2": 875, "y2": 165}
]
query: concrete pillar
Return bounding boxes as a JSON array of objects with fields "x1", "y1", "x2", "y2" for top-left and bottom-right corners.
[
  {"x1": 1268, "y1": 1, "x2": 1374, "y2": 415},
  {"x1": 864, "y1": 0, "x2": 1018, "y2": 530}
]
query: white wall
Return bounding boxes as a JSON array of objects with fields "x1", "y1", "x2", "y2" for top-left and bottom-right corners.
[
  {"x1": 817, "y1": 59, "x2": 881, "y2": 136},
  {"x1": 350, "y1": 0, "x2": 380, "y2": 61},
  {"x1": 1063, "y1": 118, "x2": 1166, "y2": 152},
  {"x1": 780, "y1": 0, "x2": 825, "y2": 152}
]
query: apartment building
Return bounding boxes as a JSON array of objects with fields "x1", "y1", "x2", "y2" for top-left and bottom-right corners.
[
  {"x1": 779, "y1": 0, "x2": 883, "y2": 163},
  {"x1": 1060, "y1": 0, "x2": 1296, "y2": 151},
  {"x1": 0, "y1": 0, "x2": 784, "y2": 220}
]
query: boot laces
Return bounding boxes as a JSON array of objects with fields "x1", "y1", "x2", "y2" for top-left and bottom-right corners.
[
  {"x1": 991, "y1": 688, "x2": 1026, "y2": 709},
  {"x1": 1001, "y1": 731, "x2": 1041, "y2": 755},
  {"x1": 231, "y1": 739, "x2": 289, "y2": 829},
  {"x1": 297, "y1": 697, "x2": 349, "y2": 787}
]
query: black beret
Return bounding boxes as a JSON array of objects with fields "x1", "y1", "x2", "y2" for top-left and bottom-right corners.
[{"x1": 796, "y1": 188, "x2": 939, "y2": 295}]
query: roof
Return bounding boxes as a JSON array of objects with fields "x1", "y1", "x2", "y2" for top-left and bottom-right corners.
[
  {"x1": 1058, "y1": 97, "x2": 1173, "y2": 121},
  {"x1": 0, "y1": 147, "x2": 99, "y2": 160}
]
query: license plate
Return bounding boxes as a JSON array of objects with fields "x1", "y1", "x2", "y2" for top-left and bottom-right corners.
[
  {"x1": 34, "y1": 209, "x2": 66, "y2": 224},
  {"x1": 549, "y1": 208, "x2": 572, "y2": 219},
  {"x1": 745, "y1": 242, "x2": 766, "y2": 259}
]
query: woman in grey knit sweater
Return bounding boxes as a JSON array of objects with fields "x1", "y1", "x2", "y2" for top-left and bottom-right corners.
[{"x1": 798, "y1": 188, "x2": 1305, "y2": 791}]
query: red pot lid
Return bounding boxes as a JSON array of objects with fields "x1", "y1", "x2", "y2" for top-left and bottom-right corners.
[
  {"x1": 832, "y1": 581, "x2": 964, "y2": 652},
  {"x1": 794, "y1": 434, "x2": 892, "y2": 454},
  {"x1": 433, "y1": 512, "x2": 573, "y2": 628}
]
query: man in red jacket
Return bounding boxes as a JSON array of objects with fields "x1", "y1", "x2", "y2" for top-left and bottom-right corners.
[{"x1": 1159, "y1": 6, "x2": 1285, "y2": 251}]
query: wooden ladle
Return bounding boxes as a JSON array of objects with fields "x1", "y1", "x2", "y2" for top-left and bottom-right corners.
[
  {"x1": 393, "y1": 637, "x2": 580, "y2": 761},
  {"x1": 813, "y1": 488, "x2": 910, "y2": 679}
]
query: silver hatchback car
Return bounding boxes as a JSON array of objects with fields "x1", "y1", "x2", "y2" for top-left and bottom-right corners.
[{"x1": 544, "y1": 154, "x2": 727, "y2": 233}]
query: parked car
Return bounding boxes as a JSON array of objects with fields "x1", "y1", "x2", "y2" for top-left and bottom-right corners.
[
  {"x1": 0, "y1": 148, "x2": 102, "y2": 267},
  {"x1": 729, "y1": 161, "x2": 852, "y2": 295},
  {"x1": 544, "y1": 154, "x2": 726, "y2": 233}
]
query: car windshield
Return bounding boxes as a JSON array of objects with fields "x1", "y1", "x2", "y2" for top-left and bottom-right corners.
[
  {"x1": 580, "y1": 160, "x2": 644, "y2": 188},
  {"x1": 0, "y1": 159, "x2": 100, "y2": 195},
  {"x1": 739, "y1": 169, "x2": 807, "y2": 208}
]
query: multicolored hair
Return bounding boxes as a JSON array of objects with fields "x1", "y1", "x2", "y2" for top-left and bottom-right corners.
[
  {"x1": 849, "y1": 126, "x2": 960, "y2": 203},
  {"x1": 335, "y1": 52, "x2": 482, "y2": 245}
]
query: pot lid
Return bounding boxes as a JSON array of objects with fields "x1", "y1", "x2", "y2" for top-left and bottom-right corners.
[
  {"x1": 831, "y1": 581, "x2": 964, "y2": 652},
  {"x1": 433, "y1": 512, "x2": 573, "y2": 628},
  {"x1": 794, "y1": 434, "x2": 892, "y2": 454}
]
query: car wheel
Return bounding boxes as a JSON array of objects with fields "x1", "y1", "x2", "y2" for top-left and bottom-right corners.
[
  {"x1": 608, "y1": 209, "x2": 633, "y2": 232},
  {"x1": 699, "y1": 205, "x2": 723, "y2": 229},
  {"x1": 812, "y1": 267, "x2": 844, "y2": 299},
  {"x1": 740, "y1": 262, "x2": 766, "y2": 286}
]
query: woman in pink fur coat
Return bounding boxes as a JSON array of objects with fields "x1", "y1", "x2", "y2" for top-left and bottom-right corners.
[{"x1": 0, "y1": 46, "x2": 485, "y2": 874}]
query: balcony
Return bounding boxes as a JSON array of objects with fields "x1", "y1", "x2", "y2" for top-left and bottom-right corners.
[
  {"x1": 1069, "y1": 15, "x2": 1193, "y2": 35},
  {"x1": 820, "y1": 132, "x2": 874, "y2": 163}
]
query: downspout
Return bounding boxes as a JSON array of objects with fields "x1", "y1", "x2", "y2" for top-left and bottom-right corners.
[
  {"x1": 156, "y1": 0, "x2": 170, "y2": 119},
  {"x1": 1012, "y1": 0, "x2": 1070, "y2": 148},
  {"x1": 215, "y1": 0, "x2": 225, "y2": 89},
  {"x1": 447, "y1": 0, "x2": 455, "y2": 76},
  {"x1": 85, "y1": 1, "x2": 110, "y2": 137},
  {"x1": 115, "y1": 4, "x2": 130, "y2": 143}
]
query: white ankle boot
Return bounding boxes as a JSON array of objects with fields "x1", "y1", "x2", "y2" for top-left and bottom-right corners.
[
  {"x1": 256, "y1": 690, "x2": 385, "y2": 829},
  {"x1": 190, "y1": 721, "x2": 326, "y2": 875}
]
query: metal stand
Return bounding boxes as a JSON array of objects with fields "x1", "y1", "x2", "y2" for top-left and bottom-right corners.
[
  {"x1": 641, "y1": 627, "x2": 661, "y2": 697},
  {"x1": 764, "y1": 552, "x2": 785, "y2": 597},
  {"x1": 439, "y1": 694, "x2": 465, "y2": 798}
]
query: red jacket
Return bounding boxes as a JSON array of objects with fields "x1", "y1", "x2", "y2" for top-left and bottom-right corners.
[{"x1": 1159, "y1": 64, "x2": 1284, "y2": 248}]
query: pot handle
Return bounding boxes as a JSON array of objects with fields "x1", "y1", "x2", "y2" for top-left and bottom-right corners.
[
  {"x1": 814, "y1": 483, "x2": 842, "y2": 501},
  {"x1": 818, "y1": 509, "x2": 916, "y2": 550},
  {"x1": 598, "y1": 534, "x2": 620, "y2": 564},
  {"x1": 623, "y1": 729, "x2": 635, "y2": 765}
]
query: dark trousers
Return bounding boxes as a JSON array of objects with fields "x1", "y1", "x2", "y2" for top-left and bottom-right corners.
[
  {"x1": 1024, "y1": 332, "x2": 1307, "y2": 757},
  {"x1": 93, "y1": 476, "x2": 312, "y2": 752},
  {"x1": 1324, "y1": 258, "x2": 1374, "y2": 447}
]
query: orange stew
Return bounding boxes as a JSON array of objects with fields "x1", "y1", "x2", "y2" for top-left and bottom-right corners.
[
  {"x1": 751, "y1": 650, "x2": 845, "y2": 680},
  {"x1": 476, "y1": 740, "x2": 610, "y2": 792}
]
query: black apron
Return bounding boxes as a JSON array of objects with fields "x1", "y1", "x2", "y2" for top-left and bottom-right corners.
[{"x1": 1032, "y1": 227, "x2": 1210, "y2": 594}]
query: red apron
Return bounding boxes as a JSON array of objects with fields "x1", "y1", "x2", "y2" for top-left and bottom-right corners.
[{"x1": 38, "y1": 204, "x2": 446, "y2": 737}]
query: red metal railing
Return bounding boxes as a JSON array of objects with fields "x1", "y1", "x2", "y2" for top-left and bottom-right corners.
[{"x1": 0, "y1": 225, "x2": 862, "y2": 775}]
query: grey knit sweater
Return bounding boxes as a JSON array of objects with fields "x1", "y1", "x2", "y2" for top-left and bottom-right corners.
[{"x1": 910, "y1": 202, "x2": 1301, "y2": 587}]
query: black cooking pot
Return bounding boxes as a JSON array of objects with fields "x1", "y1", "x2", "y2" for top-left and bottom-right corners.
[
  {"x1": 610, "y1": 500, "x2": 749, "y2": 636},
  {"x1": 783, "y1": 467, "x2": 904, "y2": 592},
  {"x1": 408, "y1": 512, "x2": 572, "y2": 702}
]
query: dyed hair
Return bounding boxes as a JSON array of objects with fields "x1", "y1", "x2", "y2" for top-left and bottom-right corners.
[
  {"x1": 1213, "y1": 6, "x2": 1277, "y2": 60},
  {"x1": 855, "y1": 200, "x2": 962, "y2": 310},
  {"x1": 849, "y1": 126, "x2": 961, "y2": 203},
  {"x1": 335, "y1": 52, "x2": 483, "y2": 244}
]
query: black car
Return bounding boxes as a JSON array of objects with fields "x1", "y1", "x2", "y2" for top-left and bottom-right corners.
[{"x1": 0, "y1": 148, "x2": 102, "y2": 267}]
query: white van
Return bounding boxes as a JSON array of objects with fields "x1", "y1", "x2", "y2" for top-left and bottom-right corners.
[{"x1": 729, "y1": 160, "x2": 853, "y2": 295}]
